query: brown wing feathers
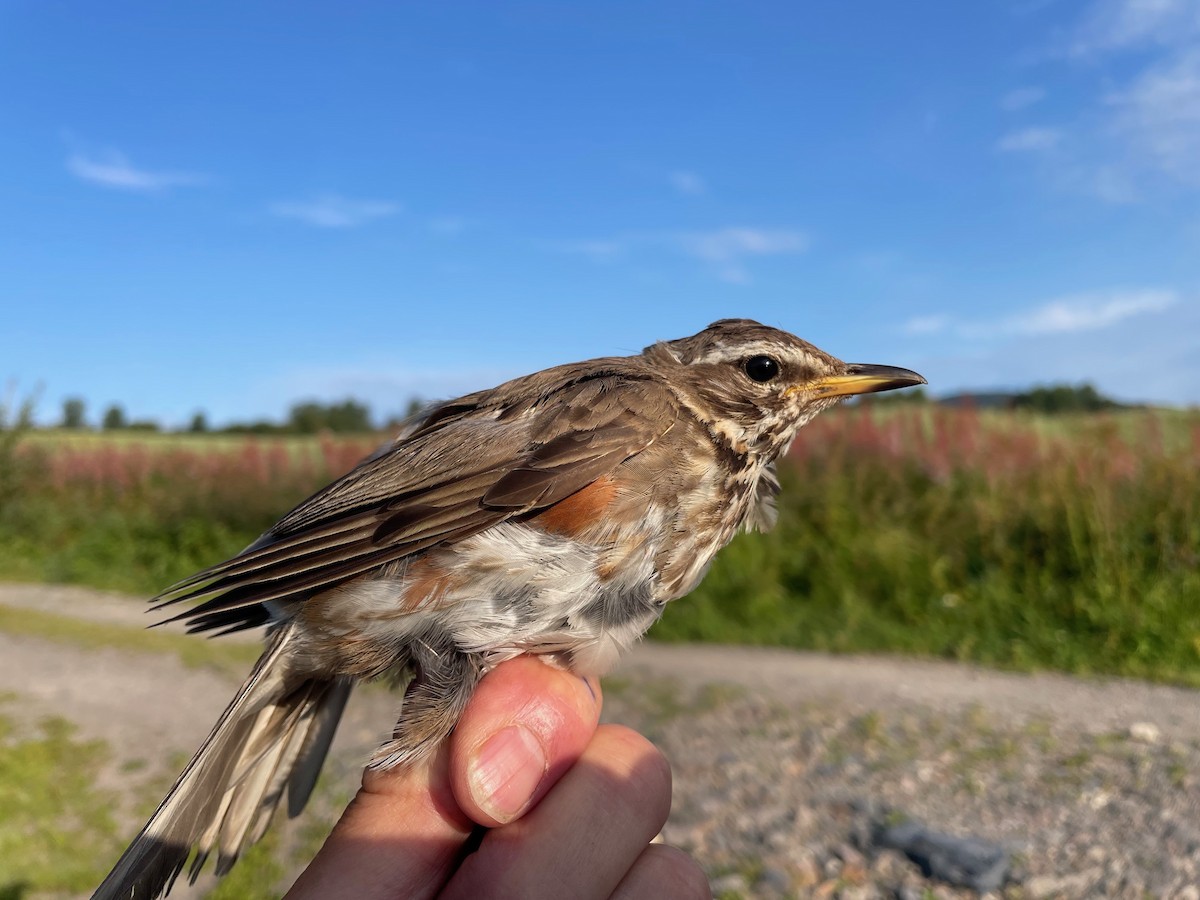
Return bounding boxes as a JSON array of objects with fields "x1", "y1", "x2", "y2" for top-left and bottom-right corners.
[{"x1": 152, "y1": 374, "x2": 675, "y2": 635}]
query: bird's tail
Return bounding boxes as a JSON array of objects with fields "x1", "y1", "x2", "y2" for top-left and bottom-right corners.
[{"x1": 93, "y1": 623, "x2": 352, "y2": 900}]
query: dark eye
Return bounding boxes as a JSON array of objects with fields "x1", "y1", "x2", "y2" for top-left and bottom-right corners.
[{"x1": 743, "y1": 355, "x2": 780, "y2": 383}]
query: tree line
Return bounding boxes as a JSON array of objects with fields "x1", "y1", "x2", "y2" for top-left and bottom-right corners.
[
  {"x1": 867, "y1": 383, "x2": 1128, "y2": 413},
  {"x1": 52, "y1": 384, "x2": 1131, "y2": 435},
  {"x1": 56, "y1": 397, "x2": 427, "y2": 435}
]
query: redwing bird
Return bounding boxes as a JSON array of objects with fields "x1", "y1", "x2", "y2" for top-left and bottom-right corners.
[{"x1": 94, "y1": 318, "x2": 925, "y2": 899}]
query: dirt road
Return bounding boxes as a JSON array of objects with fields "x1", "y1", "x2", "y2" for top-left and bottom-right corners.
[{"x1": 2, "y1": 583, "x2": 1198, "y2": 898}]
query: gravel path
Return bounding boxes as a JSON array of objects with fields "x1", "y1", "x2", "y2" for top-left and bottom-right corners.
[{"x1": 2, "y1": 583, "x2": 1198, "y2": 898}]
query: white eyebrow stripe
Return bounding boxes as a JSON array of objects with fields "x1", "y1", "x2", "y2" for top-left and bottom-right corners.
[{"x1": 697, "y1": 341, "x2": 810, "y2": 366}]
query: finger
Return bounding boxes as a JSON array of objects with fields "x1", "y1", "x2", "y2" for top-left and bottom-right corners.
[
  {"x1": 440, "y1": 725, "x2": 672, "y2": 900},
  {"x1": 609, "y1": 845, "x2": 712, "y2": 900},
  {"x1": 285, "y1": 657, "x2": 601, "y2": 900},
  {"x1": 450, "y1": 656, "x2": 602, "y2": 826},
  {"x1": 285, "y1": 746, "x2": 471, "y2": 900}
]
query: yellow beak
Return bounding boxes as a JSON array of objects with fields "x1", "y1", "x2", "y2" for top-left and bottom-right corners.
[{"x1": 804, "y1": 363, "x2": 927, "y2": 399}]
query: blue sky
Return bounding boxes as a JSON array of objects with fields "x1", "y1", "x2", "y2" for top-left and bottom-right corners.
[{"x1": 2, "y1": 0, "x2": 1199, "y2": 426}]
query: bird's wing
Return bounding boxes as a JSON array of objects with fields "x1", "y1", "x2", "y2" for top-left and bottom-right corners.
[{"x1": 153, "y1": 373, "x2": 676, "y2": 633}]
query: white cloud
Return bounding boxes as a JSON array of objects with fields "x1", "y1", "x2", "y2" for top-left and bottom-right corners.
[
  {"x1": 1104, "y1": 49, "x2": 1200, "y2": 185},
  {"x1": 66, "y1": 151, "x2": 206, "y2": 192},
  {"x1": 1068, "y1": 0, "x2": 1200, "y2": 57},
  {"x1": 1000, "y1": 86, "x2": 1047, "y2": 111},
  {"x1": 1011, "y1": 0, "x2": 1200, "y2": 198},
  {"x1": 907, "y1": 289, "x2": 1178, "y2": 340},
  {"x1": 1062, "y1": 164, "x2": 1142, "y2": 203},
  {"x1": 676, "y1": 226, "x2": 809, "y2": 284},
  {"x1": 269, "y1": 194, "x2": 399, "y2": 228},
  {"x1": 668, "y1": 170, "x2": 706, "y2": 196},
  {"x1": 548, "y1": 226, "x2": 809, "y2": 282},
  {"x1": 997, "y1": 127, "x2": 1063, "y2": 152},
  {"x1": 675, "y1": 227, "x2": 808, "y2": 262},
  {"x1": 902, "y1": 315, "x2": 951, "y2": 336},
  {"x1": 1003, "y1": 288, "x2": 1178, "y2": 334},
  {"x1": 911, "y1": 297, "x2": 1200, "y2": 405}
]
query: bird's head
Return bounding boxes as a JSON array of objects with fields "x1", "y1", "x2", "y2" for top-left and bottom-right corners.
[{"x1": 646, "y1": 318, "x2": 926, "y2": 459}]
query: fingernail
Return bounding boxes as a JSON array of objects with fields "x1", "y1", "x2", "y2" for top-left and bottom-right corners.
[{"x1": 468, "y1": 724, "x2": 546, "y2": 823}]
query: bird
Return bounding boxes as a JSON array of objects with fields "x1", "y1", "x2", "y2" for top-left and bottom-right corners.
[{"x1": 93, "y1": 318, "x2": 925, "y2": 899}]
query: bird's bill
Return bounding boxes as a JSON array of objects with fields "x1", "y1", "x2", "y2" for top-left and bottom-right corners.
[{"x1": 803, "y1": 363, "x2": 927, "y2": 398}]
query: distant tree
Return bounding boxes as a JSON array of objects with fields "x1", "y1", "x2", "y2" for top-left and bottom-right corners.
[
  {"x1": 127, "y1": 419, "x2": 162, "y2": 432},
  {"x1": 188, "y1": 411, "x2": 209, "y2": 433},
  {"x1": 1014, "y1": 383, "x2": 1120, "y2": 414},
  {"x1": 287, "y1": 399, "x2": 373, "y2": 434},
  {"x1": 287, "y1": 401, "x2": 324, "y2": 435},
  {"x1": 325, "y1": 399, "x2": 372, "y2": 433},
  {"x1": 61, "y1": 397, "x2": 87, "y2": 429},
  {"x1": 101, "y1": 404, "x2": 127, "y2": 430}
]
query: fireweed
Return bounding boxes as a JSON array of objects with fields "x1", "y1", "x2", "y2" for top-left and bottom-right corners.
[{"x1": 2, "y1": 410, "x2": 1198, "y2": 683}]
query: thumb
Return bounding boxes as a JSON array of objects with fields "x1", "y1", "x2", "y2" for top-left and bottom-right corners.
[{"x1": 286, "y1": 657, "x2": 601, "y2": 900}]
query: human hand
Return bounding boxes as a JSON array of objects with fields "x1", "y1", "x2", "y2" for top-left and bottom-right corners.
[{"x1": 286, "y1": 656, "x2": 711, "y2": 899}]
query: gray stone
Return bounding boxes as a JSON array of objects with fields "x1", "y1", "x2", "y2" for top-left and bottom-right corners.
[
  {"x1": 875, "y1": 819, "x2": 1010, "y2": 893},
  {"x1": 754, "y1": 867, "x2": 791, "y2": 893}
]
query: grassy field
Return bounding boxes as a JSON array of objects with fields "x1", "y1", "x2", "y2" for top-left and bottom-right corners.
[
  {"x1": 0, "y1": 688, "x2": 345, "y2": 900},
  {"x1": 0, "y1": 709, "x2": 123, "y2": 896},
  {"x1": 2, "y1": 405, "x2": 1199, "y2": 684},
  {"x1": 0, "y1": 431, "x2": 377, "y2": 594},
  {"x1": 1, "y1": 407, "x2": 1199, "y2": 898},
  {"x1": 657, "y1": 406, "x2": 1200, "y2": 685}
]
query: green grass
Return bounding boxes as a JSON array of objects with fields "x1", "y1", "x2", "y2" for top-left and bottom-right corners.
[
  {"x1": 206, "y1": 835, "x2": 287, "y2": 900},
  {"x1": 4, "y1": 406, "x2": 1200, "y2": 685},
  {"x1": 0, "y1": 713, "x2": 123, "y2": 896},
  {"x1": 0, "y1": 700, "x2": 343, "y2": 900},
  {"x1": 0, "y1": 604, "x2": 260, "y2": 674},
  {"x1": 653, "y1": 406, "x2": 1200, "y2": 685},
  {"x1": 0, "y1": 431, "x2": 376, "y2": 595}
]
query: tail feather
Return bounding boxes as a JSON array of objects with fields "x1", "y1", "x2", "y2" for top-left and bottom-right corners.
[
  {"x1": 93, "y1": 625, "x2": 353, "y2": 900},
  {"x1": 214, "y1": 680, "x2": 326, "y2": 872},
  {"x1": 286, "y1": 679, "x2": 351, "y2": 818}
]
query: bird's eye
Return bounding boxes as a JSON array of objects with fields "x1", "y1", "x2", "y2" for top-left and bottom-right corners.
[{"x1": 743, "y1": 355, "x2": 780, "y2": 383}]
